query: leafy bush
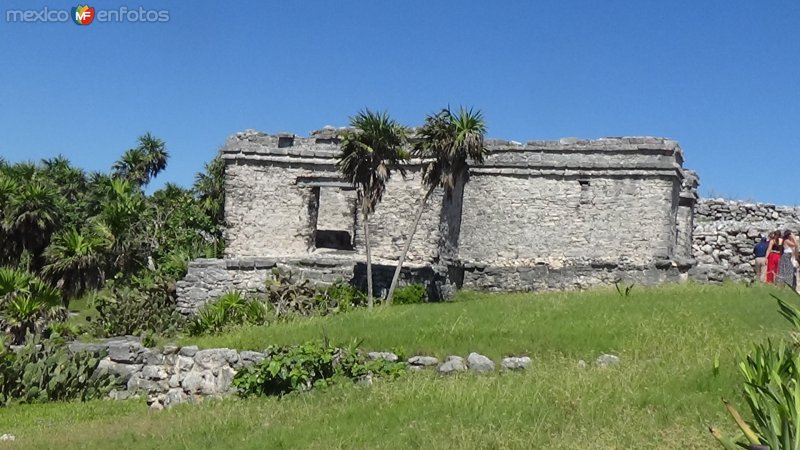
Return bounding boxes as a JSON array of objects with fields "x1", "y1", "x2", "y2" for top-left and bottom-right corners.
[
  {"x1": 232, "y1": 340, "x2": 405, "y2": 397},
  {"x1": 187, "y1": 291, "x2": 271, "y2": 336},
  {"x1": 0, "y1": 267, "x2": 65, "y2": 344},
  {"x1": 391, "y1": 284, "x2": 427, "y2": 305},
  {"x1": 90, "y1": 284, "x2": 185, "y2": 338},
  {"x1": 266, "y1": 269, "x2": 366, "y2": 318},
  {"x1": 0, "y1": 334, "x2": 116, "y2": 405},
  {"x1": 316, "y1": 280, "x2": 366, "y2": 313}
]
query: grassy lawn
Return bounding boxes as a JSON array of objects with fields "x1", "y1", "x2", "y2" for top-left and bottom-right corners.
[{"x1": 2, "y1": 282, "x2": 796, "y2": 449}]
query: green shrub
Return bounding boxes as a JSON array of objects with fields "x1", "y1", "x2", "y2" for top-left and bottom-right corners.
[
  {"x1": 232, "y1": 340, "x2": 405, "y2": 397},
  {"x1": 0, "y1": 267, "x2": 65, "y2": 344},
  {"x1": 392, "y1": 284, "x2": 427, "y2": 305},
  {"x1": 0, "y1": 334, "x2": 116, "y2": 405},
  {"x1": 90, "y1": 285, "x2": 185, "y2": 338},
  {"x1": 187, "y1": 291, "x2": 271, "y2": 336},
  {"x1": 266, "y1": 269, "x2": 366, "y2": 318},
  {"x1": 317, "y1": 280, "x2": 366, "y2": 313},
  {"x1": 710, "y1": 293, "x2": 800, "y2": 449}
]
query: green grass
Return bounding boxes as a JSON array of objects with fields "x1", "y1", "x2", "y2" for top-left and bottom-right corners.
[{"x1": 2, "y1": 282, "x2": 797, "y2": 449}]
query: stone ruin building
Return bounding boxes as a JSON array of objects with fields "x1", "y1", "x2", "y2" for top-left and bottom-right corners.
[{"x1": 177, "y1": 128, "x2": 705, "y2": 314}]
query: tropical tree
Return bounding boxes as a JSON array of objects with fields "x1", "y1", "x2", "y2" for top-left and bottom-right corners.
[
  {"x1": 43, "y1": 227, "x2": 110, "y2": 306},
  {"x1": 193, "y1": 155, "x2": 225, "y2": 226},
  {"x1": 0, "y1": 267, "x2": 63, "y2": 344},
  {"x1": 3, "y1": 179, "x2": 62, "y2": 271},
  {"x1": 385, "y1": 107, "x2": 488, "y2": 304},
  {"x1": 336, "y1": 110, "x2": 409, "y2": 309},
  {"x1": 112, "y1": 133, "x2": 169, "y2": 188}
]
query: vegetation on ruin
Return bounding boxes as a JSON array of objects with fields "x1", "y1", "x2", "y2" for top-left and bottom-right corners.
[
  {"x1": 0, "y1": 283, "x2": 795, "y2": 449},
  {"x1": 336, "y1": 110, "x2": 409, "y2": 309}
]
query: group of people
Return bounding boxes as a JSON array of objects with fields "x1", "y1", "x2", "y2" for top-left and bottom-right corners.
[{"x1": 754, "y1": 229, "x2": 799, "y2": 289}]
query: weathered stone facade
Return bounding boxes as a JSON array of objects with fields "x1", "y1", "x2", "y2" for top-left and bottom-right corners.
[
  {"x1": 690, "y1": 198, "x2": 800, "y2": 282},
  {"x1": 177, "y1": 129, "x2": 699, "y2": 314}
]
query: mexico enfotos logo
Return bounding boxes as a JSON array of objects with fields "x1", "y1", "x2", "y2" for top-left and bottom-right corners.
[{"x1": 6, "y1": 4, "x2": 170, "y2": 24}]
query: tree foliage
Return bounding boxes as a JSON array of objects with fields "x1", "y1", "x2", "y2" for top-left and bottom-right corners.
[{"x1": 0, "y1": 134, "x2": 225, "y2": 343}]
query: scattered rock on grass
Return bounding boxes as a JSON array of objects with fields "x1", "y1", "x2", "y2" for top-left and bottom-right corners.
[
  {"x1": 501, "y1": 356, "x2": 531, "y2": 370},
  {"x1": 595, "y1": 354, "x2": 620, "y2": 367},
  {"x1": 0, "y1": 434, "x2": 15, "y2": 442},
  {"x1": 407, "y1": 356, "x2": 439, "y2": 367},
  {"x1": 438, "y1": 356, "x2": 467, "y2": 374},
  {"x1": 576, "y1": 360, "x2": 587, "y2": 369},
  {"x1": 467, "y1": 353, "x2": 495, "y2": 373},
  {"x1": 367, "y1": 351, "x2": 399, "y2": 362}
]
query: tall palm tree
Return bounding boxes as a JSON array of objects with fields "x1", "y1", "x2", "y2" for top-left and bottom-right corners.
[
  {"x1": 43, "y1": 227, "x2": 110, "y2": 306},
  {"x1": 112, "y1": 133, "x2": 169, "y2": 188},
  {"x1": 112, "y1": 148, "x2": 149, "y2": 186},
  {"x1": 386, "y1": 107, "x2": 488, "y2": 304},
  {"x1": 3, "y1": 180, "x2": 62, "y2": 270},
  {"x1": 138, "y1": 132, "x2": 169, "y2": 182},
  {"x1": 337, "y1": 110, "x2": 409, "y2": 309},
  {"x1": 193, "y1": 155, "x2": 225, "y2": 225}
]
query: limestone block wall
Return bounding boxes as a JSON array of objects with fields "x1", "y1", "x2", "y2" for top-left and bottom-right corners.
[
  {"x1": 176, "y1": 131, "x2": 698, "y2": 312},
  {"x1": 354, "y1": 171, "x2": 450, "y2": 264},
  {"x1": 459, "y1": 175, "x2": 679, "y2": 267},
  {"x1": 176, "y1": 256, "x2": 356, "y2": 315},
  {"x1": 690, "y1": 199, "x2": 800, "y2": 281},
  {"x1": 225, "y1": 164, "x2": 336, "y2": 258}
]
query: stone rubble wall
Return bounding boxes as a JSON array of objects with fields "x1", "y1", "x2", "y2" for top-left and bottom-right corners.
[
  {"x1": 690, "y1": 199, "x2": 800, "y2": 282},
  {"x1": 176, "y1": 256, "x2": 355, "y2": 315},
  {"x1": 458, "y1": 175, "x2": 680, "y2": 267},
  {"x1": 69, "y1": 337, "x2": 616, "y2": 410}
]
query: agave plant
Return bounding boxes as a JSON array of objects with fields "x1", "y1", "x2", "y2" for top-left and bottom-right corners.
[{"x1": 710, "y1": 292, "x2": 800, "y2": 450}]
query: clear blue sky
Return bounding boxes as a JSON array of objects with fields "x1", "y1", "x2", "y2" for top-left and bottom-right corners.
[{"x1": 1, "y1": 0, "x2": 798, "y2": 204}]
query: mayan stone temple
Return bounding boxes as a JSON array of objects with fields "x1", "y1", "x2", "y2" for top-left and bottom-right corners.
[{"x1": 176, "y1": 128, "x2": 700, "y2": 314}]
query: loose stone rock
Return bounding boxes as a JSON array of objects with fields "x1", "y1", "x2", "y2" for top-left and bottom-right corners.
[
  {"x1": 500, "y1": 356, "x2": 531, "y2": 370},
  {"x1": 467, "y1": 352, "x2": 495, "y2": 373},
  {"x1": 438, "y1": 356, "x2": 467, "y2": 375},
  {"x1": 577, "y1": 359, "x2": 587, "y2": 369},
  {"x1": 367, "y1": 351, "x2": 399, "y2": 362},
  {"x1": 595, "y1": 354, "x2": 620, "y2": 367},
  {"x1": 407, "y1": 356, "x2": 439, "y2": 367},
  {"x1": 179, "y1": 346, "x2": 199, "y2": 358}
]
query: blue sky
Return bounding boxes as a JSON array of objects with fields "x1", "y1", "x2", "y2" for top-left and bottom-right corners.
[{"x1": 1, "y1": 1, "x2": 798, "y2": 204}]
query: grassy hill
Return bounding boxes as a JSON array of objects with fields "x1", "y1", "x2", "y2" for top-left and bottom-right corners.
[{"x1": 1, "y1": 283, "x2": 795, "y2": 449}]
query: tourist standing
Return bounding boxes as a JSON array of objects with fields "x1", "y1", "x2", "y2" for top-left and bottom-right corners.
[
  {"x1": 753, "y1": 235, "x2": 769, "y2": 282},
  {"x1": 777, "y1": 230, "x2": 797, "y2": 289},
  {"x1": 766, "y1": 230, "x2": 783, "y2": 283}
]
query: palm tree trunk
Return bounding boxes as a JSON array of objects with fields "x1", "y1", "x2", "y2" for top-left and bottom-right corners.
[
  {"x1": 362, "y1": 202, "x2": 374, "y2": 310},
  {"x1": 386, "y1": 185, "x2": 435, "y2": 305}
]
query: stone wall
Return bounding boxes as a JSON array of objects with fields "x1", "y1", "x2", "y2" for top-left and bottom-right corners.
[
  {"x1": 177, "y1": 130, "x2": 697, "y2": 313},
  {"x1": 176, "y1": 256, "x2": 355, "y2": 315},
  {"x1": 70, "y1": 337, "x2": 263, "y2": 409},
  {"x1": 690, "y1": 199, "x2": 800, "y2": 281},
  {"x1": 458, "y1": 175, "x2": 679, "y2": 267}
]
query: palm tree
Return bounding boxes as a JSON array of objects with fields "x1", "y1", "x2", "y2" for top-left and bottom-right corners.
[
  {"x1": 112, "y1": 148, "x2": 149, "y2": 187},
  {"x1": 3, "y1": 180, "x2": 62, "y2": 270},
  {"x1": 385, "y1": 107, "x2": 488, "y2": 305},
  {"x1": 138, "y1": 132, "x2": 169, "y2": 182},
  {"x1": 336, "y1": 110, "x2": 409, "y2": 309},
  {"x1": 112, "y1": 133, "x2": 169, "y2": 188},
  {"x1": 193, "y1": 155, "x2": 225, "y2": 225},
  {"x1": 43, "y1": 227, "x2": 110, "y2": 306}
]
